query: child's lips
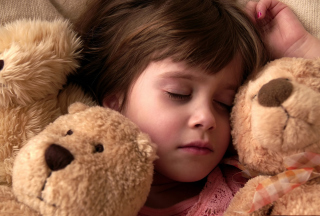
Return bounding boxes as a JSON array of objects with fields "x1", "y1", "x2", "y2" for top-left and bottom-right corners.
[{"x1": 178, "y1": 141, "x2": 213, "y2": 155}]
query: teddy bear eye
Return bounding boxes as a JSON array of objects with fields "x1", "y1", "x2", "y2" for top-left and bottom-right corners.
[
  {"x1": 94, "y1": 144, "x2": 104, "y2": 153},
  {"x1": 65, "y1": 130, "x2": 73, "y2": 136},
  {"x1": 0, "y1": 60, "x2": 4, "y2": 70},
  {"x1": 252, "y1": 94, "x2": 257, "y2": 100}
]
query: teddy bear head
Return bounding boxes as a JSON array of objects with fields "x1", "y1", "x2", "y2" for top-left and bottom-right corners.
[
  {"x1": 0, "y1": 19, "x2": 81, "y2": 106},
  {"x1": 231, "y1": 57, "x2": 320, "y2": 175},
  {"x1": 12, "y1": 103, "x2": 157, "y2": 216}
]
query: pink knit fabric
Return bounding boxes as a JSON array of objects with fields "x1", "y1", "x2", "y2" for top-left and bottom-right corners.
[{"x1": 138, "y1": 165, "x2": 244, "y2": 216}]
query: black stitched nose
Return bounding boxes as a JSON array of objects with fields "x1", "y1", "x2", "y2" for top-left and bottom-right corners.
[
  {"x1": 45, "y1": 144, "x2": 74, "y2": 171},
  {"x1": 258, "y1": 78, "x2": 293, "y2": 107}
]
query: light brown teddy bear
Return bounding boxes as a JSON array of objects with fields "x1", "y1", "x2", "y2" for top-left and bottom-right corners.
[
  {"x1": 0, "y1": 19, "x2": 96, "y2": 186},
  {"x1": 0, "y1": 102, "x2": 157, "y2": 216},
  {"x1": 224, "y1": 57, "x2": 320, "y2": 215}
]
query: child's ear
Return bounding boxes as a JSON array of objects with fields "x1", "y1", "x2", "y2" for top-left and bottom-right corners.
[{"x1": 102, "y1": 94, "x2": 123, "y2": 111}]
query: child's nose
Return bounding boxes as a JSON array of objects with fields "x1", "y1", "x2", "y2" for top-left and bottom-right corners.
[{"x1": 188, "y1": 106, "x2": 216, "y2": 131}]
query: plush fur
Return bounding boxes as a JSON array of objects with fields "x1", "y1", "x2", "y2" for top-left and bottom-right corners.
[
  {"x1": 225, "y1": 57, "x2": 320, "y2": 215},
  {"x1": 0, "y1": 103, "x2": 157, "y2": 216},
  {"x1": 0, "y1": 19, "x2": 96, "y2": 185}
]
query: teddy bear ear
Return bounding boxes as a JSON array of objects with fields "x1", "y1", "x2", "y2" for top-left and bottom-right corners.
[{"x1": 68, "y1": 102, "x2": 90, "y2": 114}]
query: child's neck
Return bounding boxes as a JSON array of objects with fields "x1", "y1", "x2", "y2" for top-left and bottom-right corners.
[{"x1": 144, "y1": 172, "x2": 207, "y2": 209}]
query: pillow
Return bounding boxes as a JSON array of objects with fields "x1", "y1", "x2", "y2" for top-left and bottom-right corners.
[{"x1": 0, "y1": 0, "x2": 89, "y2": 24}]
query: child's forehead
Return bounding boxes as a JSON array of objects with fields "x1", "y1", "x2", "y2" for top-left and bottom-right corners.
[
  {"x1": 145, "y1": 59, "x2": 206, "y2": 79},
  {"x1": 144, "y1": 57, "x2": 243, "y2": 87},
  {"x1": 154, "y1": 55, "x2": 243, "y2": 75}
]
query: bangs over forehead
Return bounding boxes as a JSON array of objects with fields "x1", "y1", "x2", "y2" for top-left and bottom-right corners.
[
  {"x1": 152, "y1": 0, "x2": 239, "y2": 72},
  {"x1": 139, "y1": 0, "x2": 265, "y2": 78},
  {"x1": 76, "y1": 0, "x2": 266, "y2": 105}
]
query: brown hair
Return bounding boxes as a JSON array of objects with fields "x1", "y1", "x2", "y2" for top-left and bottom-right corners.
[{"x1": 74, "y1": 0, "x2": 267, "y2": 109}]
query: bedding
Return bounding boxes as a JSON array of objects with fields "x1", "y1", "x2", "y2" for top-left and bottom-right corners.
[{"x1": 0, "y1": 0, "x2": 319, "y2": 40}]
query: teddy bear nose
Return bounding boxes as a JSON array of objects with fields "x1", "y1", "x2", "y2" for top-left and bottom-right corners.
[
  {"x1": 258, "y1": 78, "x2": 293, "y2": 107},
  {"x1": 45, "y1": 144, "x2": 74, "y2": 171}
]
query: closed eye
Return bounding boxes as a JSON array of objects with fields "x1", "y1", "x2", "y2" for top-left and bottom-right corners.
[
  {"x1": 214, "y1": 101, "x2": 232, "y2": 112},
  {"x1": 166, "y1": 92, "x2": 191, "y2": 101}
]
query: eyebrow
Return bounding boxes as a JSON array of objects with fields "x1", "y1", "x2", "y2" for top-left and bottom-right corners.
[
  {"x1": 159, "y1": 71, "x2": 203, "y2": 81},
  {"x1": 160, "y1": 70, "x2": 239, "y2": 91}
]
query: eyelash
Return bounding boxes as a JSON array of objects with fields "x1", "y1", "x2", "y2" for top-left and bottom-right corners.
[
  {"x1": 166, "y1": 91, "x2": 233, "y2": 112},
  {"x1": 214, "y1": 101, "x2": 233, "y2": 112},
  {"x1": 166, "y1": 92, "x2": 191, "y2": 100}
]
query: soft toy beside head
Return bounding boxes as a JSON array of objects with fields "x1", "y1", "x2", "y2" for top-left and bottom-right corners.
[
  {"x1": 0, "y1": 19, "x2": 96, "y2": 185},
  {"x1": 0, "y1": 103, "x2": 157, "y2": 216},
  {"x1": 225, "y1": 57, "x2": 320, "y2": 215}
]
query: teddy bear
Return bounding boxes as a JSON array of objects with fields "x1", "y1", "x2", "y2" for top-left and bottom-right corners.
[
  {"x1": 0, "y1": 19, "x2": 96, "y2": 186},
  {"x1": 224, "y1": 57, "x2": 320, "y2": 215},
  {"x1": 0, "y1": 102, "x2": 157, "y2": 216}
]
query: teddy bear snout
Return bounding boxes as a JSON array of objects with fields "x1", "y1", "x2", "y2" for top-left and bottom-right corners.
[
  {"x1": 258, "y1": 78, "x2": 293, "y2": 107},
  {"x1": 45, "y1": 144, "x2": 74, "y2": 171}
]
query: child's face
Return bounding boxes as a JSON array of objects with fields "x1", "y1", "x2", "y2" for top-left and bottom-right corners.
[{"x1": 118, "y1": 57, "x2": 242, "y2": 183}]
